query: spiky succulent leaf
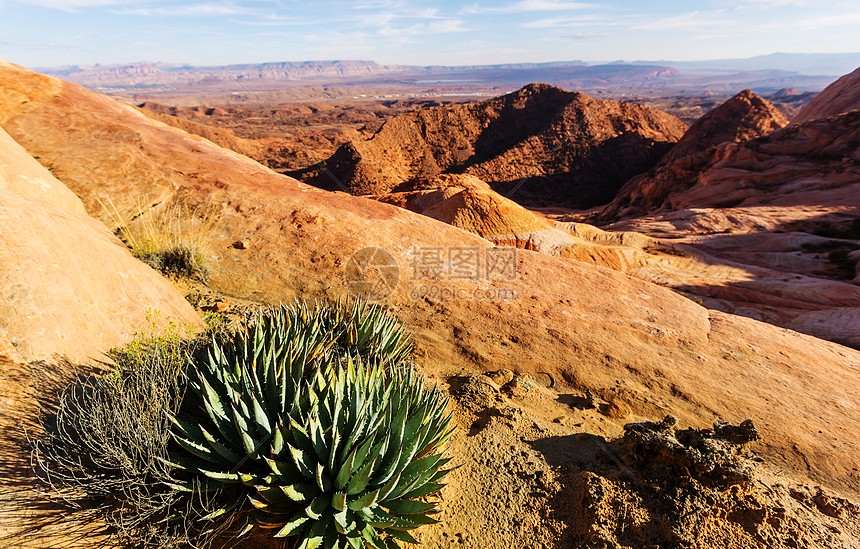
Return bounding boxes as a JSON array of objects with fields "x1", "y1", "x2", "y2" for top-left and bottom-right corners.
[{"x1": 166, "y1": 301, "x2": 446, "y2": 548}]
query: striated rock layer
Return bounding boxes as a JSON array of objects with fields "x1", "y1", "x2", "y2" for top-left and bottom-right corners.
[{"x1": 793, "y1": 66, "x2": 860, "y2": 124}]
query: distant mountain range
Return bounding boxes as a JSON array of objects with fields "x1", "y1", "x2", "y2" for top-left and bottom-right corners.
[
  {"x1": 35, "y1": 52, "x2": 860, "y2": 98},
  {"x1": 631, "y1": 52, "x2": 860, "y2": 76}
]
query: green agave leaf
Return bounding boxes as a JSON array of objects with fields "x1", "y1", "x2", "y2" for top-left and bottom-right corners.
[
  {"x1": 383, "y1": 498, "x2": 435, "y2": 516},
  {"x1": 198, "y1": 422, "x2": 244, "y2": 464},
  {"x1": 385, "y1": 528, "x2": 418, "y2": 544},
  {"x1": 252, "y1": 395, "x2": 273, "y2": 437},
  {"x1": 198, "y1": 379, "x2": 241, "y2": 443},
  {"x1": 324, "y1": 523, "x2": 342, "y2": 549},
  {"x1": 391, "y1": 452, "x2": 445, "y2": 499},
  {"x1": 273, "y1": 511, "x2": 309, "y2": 538},
  {"x1": 376, "y1": 406, "x2": 409, "y2": 485},
  {"x1": 345, "y1": 453, "x2": 377, "y2": 496},
  {"x1": 199, "y1": 469, "x2": 246, "y2": 483},
  {"x1": 357, "y1": 506, "x2": 398, "y2": 528},
  {"x1": 305, "y1": 494, "x2": 333, "y2": 520},
  {"x1": 334, "y1": 508, "x2": 356, "y2": 535},
  {"x1": 332, "y1": 491, "x2": 347, "y2": 512},
  {"x1": 347, "y1": 487, "x2": 380, "y2": 511},
  {"x1": 308, "y1": 413, "x2": 329, "y2": 464},
  {"x1": 172, "y1": 433, "x2": 234, "y2": 467},
  {"x1": 265, "y1": 456, "x2": 296, "y2": 477},
  {"x1": 344, "y1": 531, "x2": 364, "y2": 549},
  {"x1": 288, "y1": 443, "x2": 315, "y2": 479},
  {"x1": 334, "y1": 444, "x2": 359, "y2": 490},
  {"x1": 253, "y1": 485, "x2": 290, "y2": 505},
  {"x1": 393, "y1": 512, "x2": 439, "y2": 528},
  {"x1": 361, "y1": 524, "x2": 385, "y2": 548},
  {"x1": 316, "y1": 462, "x2": 333, "y2": 492},
  {"x1": 237, "y1": 522, "x2": 255, "y2": 537},
  {"x1": 247, "y1": 495, "x2": 268, "y2": 510},
  {"x1": 382, "y1": 537, "x2": 401, "y2": 549},
  {"x1": 230, "y1": 404, "x2": 260, "y2": 458},
  {"x1": 281, "y1": 482, "x2": 319, "y2": 502},
  {"x1": 397, "y1": 481, "x2": 445, "y2": 501},
  {"x1": 290, "y1": 417, "x2": 317, "y2": 456}
]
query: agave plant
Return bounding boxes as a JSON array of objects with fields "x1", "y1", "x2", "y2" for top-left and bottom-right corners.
[
  {"x1": 215, "y1": 300, "x2": 413, "y2": 369},
  {"x1": 167, "y1": 302, "x2": 453, "y2": 548}
]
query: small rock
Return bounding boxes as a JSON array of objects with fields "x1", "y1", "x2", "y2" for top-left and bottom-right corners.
[
  {"x1": 232, "y1": 239, "x2": 250, "y2": 250},
  {"x1": 601, "y1": 400, "x2": 631, "y2": 419},
  {"x1": 813, "y1": 492, "x2": 843, "y2": 518},
  {"x1": 453, "y1": 374, "x2": 501, "y2": 411},
  {"x1": 487, "y1": 369, "x2": 515, "y2": 385},
  {"x1": 503, "y1": 375, "x2": 535, "y2": 398},
  {"x1": 213, "y1": 301, "x2": 229, "y2": 313}
]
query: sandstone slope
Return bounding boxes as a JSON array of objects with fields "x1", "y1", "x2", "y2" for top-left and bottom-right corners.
[
  {"x1": 0, "y1": 59, "x2": 858, "y2": 546},
  {"x1": 304, "y1": 83, "x2": 686, "y2": 208},
  {"x1": 370, "y1": 172, "x2": 860, "y2": 347},
  {"x1": 793, "y1": 66, "x2": 860, "y2": 124},
  {"x1": 0, "y1": 125, "x2": 85, "y2": 214},
  {"x1": 0, "y1": 120, "x2": 200, "y2": 363}
]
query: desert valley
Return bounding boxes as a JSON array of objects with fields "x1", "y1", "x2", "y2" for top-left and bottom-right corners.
[{"x1": 1, "y1": 47, "x2": 859, "y2": 549}]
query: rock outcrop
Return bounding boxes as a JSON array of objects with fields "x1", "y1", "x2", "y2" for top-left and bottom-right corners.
[
  {"x1": 305, "y1": 83, "x2": 686, "y2": 208},
  {"x1": 661, "y1": 89, "x2": 787, "y2": 164},
  {"x1": 793, "y1": 66, "x2": 860, "y2": 124},
  {"x1": 602, "y1": 109, "x2": 860, "y2": 221},
  {"x1": 372, "y1": 174, "x2": 575, "y2": 253}
]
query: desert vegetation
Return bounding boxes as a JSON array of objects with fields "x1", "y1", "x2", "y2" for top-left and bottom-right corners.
[
  {"x1": 98, "y1": 197, "x2": 218, "y2": 282},
  {"x1": 30, "y1": 301, "x2": 452, "y2": 548}
]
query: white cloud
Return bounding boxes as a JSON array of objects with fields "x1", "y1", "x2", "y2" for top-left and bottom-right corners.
[
  {"x1": 462, "y1": 0, "x2": 595, "y2": 14},
  {"x1": 112, "y1": 2, "x2": 256, "y2": 16},
  {"x1": 9, "y1": 0, "x2": 134, "y2": 9},
  {"x1": 230, "y1": 13, "x2": 333, "y2": 26},
  {"x1": 522, "y1": 14, "x2": 612, "y2": 28},
  {"x1": 634, "y1": 10, "x2": 737, "y2": 31},
  {"x1": 734, "y1": 0, "x2": 820, "y2": 6},
  {"x1": 795, "y1": 11, "x2": 860, "y2": 29},
  {"x1": 379, "y1": 18, "x2": 470, "y2": 37},
  {"x1": 562, "y1": 31, "x2": 609, "y2": 40}
]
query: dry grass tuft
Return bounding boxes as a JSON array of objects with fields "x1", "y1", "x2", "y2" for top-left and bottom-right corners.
[{"x1": 98, "y1": 197, "x2": 219, "y2": 282}]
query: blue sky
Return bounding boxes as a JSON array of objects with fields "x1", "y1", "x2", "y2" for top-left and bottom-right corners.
[{"x1": 1, "y1": 0, "x2": 859, "y2": 68}]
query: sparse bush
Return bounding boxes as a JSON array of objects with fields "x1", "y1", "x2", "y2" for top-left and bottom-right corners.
[
  {"x1": 30, "y1": 316, "x2": 209, "y2": 548},
  {"x1": 98, "y1": 197, "x2": 218, "y2": 282}
]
